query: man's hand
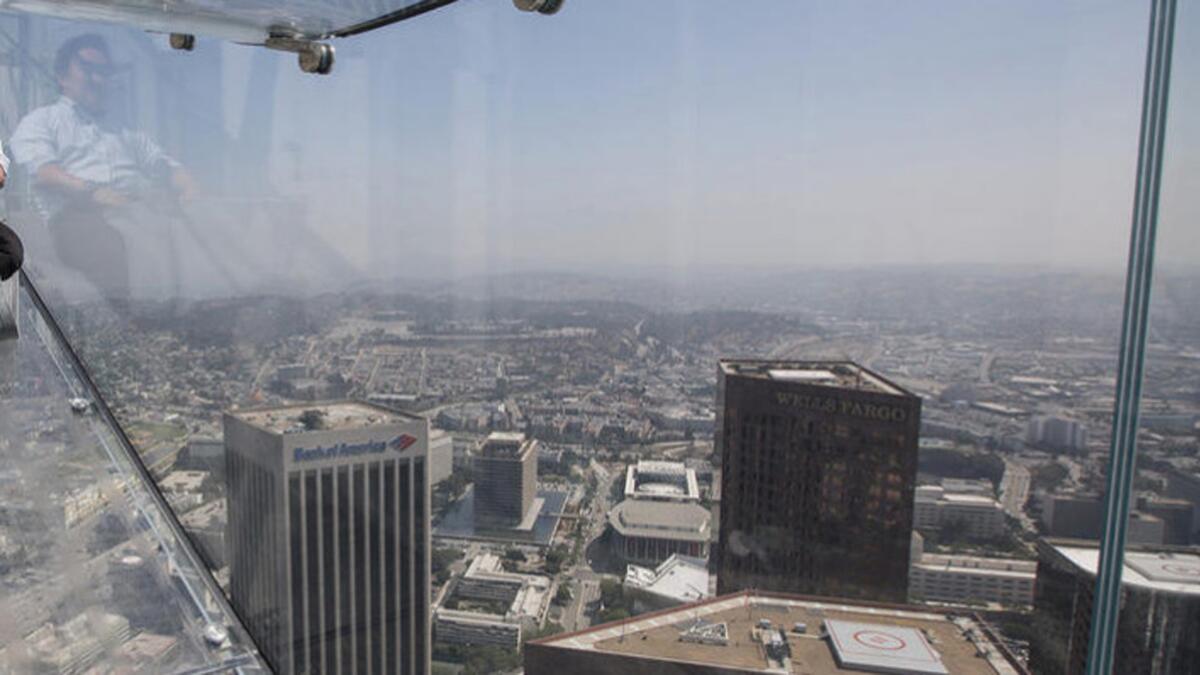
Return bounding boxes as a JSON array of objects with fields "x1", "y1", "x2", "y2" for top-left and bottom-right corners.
[
  {"x1": 0, "y1": 165, "x2": 7, "y2": 189},
  {"x1": 171, "y1": 168, "x2": 198, "y2": 203},
  {"x1": 91, "y1": 186, "x2": 131, "y2": 208}
]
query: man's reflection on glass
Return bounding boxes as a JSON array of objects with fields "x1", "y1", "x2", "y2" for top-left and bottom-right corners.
[{"x1": 9, "y1": 34, "x2": 195, "y2": 302}]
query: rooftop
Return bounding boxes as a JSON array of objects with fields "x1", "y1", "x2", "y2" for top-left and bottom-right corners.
[
  {"x1": 914, "y1": 554, "x2": 1037, "y2": 579},
  {"x1": 608, "y1": 500, "x2": 711, "y2": 542},
  {"x1": 230, "y1": 401, "x2": 418, "y2": 434},
  {"x1": 719, "y1": 360, "x2": 908, "y2": 396},
  {"x1": 1051, "y1": 542, "x2": 1200, "y2": 596},
  {"x1": 624, "y1": 554, "x2": 710, "y2": 605},
  {"x1": 626, "y1": 461, "x2": 701, "y2": 503},
  {"x1": 479, "y1": 431, "x2": 537, "y2": 459},
  {"x1": 530, "y1": 591, "x2": 1023, "y2": 675}
]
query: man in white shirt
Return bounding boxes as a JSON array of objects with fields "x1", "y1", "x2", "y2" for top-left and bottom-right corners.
[{"x1": 9, "y1": 33, "x2": 194, "y2": 299}]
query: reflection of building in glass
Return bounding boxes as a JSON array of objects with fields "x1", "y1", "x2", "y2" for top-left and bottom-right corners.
[
  {"x1": 914, "y1": 484, "x2": 1006, "y2": 539},
  {"x1": 225, "y1": 402, "x2": 430, "y2": 675},
  {"x1": 525, "y1": 590, "x2": 1024, "y2": 674},
  {"x1": 715, "y1": 360, "x2": 921, "y2": 603},
  {"x1": 1030, "y1": 539, "x2": 1200, "y2": 675},
  {"x1": 473, "y1": 432, "x2": 539, "y2": 528},
  {"x1": 433, "y1": 552, "x2": 551, "y2": 648}
]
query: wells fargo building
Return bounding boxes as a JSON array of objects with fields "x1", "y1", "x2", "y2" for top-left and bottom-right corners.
[{"x1": 716, "y1": 360, "x2": 921, "y2": 602}]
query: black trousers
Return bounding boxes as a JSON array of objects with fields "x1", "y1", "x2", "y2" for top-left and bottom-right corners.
[
  {"x1": 47, "y1": 206, "x2": 130, "y2": 299},
  {"x1": 0, "y1": 220, "x2": 22, "y2": 281}
]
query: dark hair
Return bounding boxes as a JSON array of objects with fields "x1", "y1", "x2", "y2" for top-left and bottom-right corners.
[{"x1": 54, "y1": 33, "x2": 110, "y2": 78}]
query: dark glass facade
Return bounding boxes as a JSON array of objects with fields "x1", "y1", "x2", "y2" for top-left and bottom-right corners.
[
  {"x1": 715, "y1": 360, "x2": 921, "y2": 603},
  {"x1": 1030, "y1": 539, "x2": 1200, "y2": 675}
]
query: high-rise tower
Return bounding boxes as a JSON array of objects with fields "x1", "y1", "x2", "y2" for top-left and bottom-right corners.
[
  {"x1": 225, "y1": 401, "x2": 430, "y2": 675},
  {"x1": 716, "y1": 360, "x2": 921, "y2": 602}
]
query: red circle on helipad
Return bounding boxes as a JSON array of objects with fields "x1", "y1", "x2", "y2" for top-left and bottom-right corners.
[
  {"x1": 1162, "y1": 564, "x2": 1200, "y2": 577},
  {"x1": 853, "y1": 630, "x2": 906, "y2": 650}
]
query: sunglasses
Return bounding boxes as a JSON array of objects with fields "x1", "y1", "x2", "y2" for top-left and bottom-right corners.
[{"x1": 75, "y1": 58, "x2": 116, "y2": 78}]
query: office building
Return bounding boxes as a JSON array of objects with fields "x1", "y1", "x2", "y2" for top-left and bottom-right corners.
[
  {"x1": 715, "y1": 360, "x2": 921, "y2": 603},
  {"x1": 1041, "y1": 493, "x2": 1170, "y2": 544},
  {"x1": 525, "y1": 590, "x2": 1026, "y2": 674},
  {"x1": 1030, "y1": 539, "x2": 1200, "y2": 675},
  {"x1": 1025, "y1": 416, "x2": 1088, "y2": 453},
  {"x1": 1166, "y1": 463, "x2": 1200, "y2": 543},
  {"x1": 473, "y1": 431, "x2": 539, "y2": 528},
  {"x1": 914, "y1": 485, "x2": 1007, "y2": 539},
  {"x1": 1138, "y1": 496, "x2": 1195, "y2": 546},
  {"x1": 433, "y1": 553, "x2": 551, "y2": 648},
  {"x1": 225, "y1": 402, "x2": 430, "y2": 675},
  {"x1": 909, "y1": 533, "x2": 1036, "y2": 607},
  {"x1": 428, "y1": 428, "x2": 453, "y2": 486}
]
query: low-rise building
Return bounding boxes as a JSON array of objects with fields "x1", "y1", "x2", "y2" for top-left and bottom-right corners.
[
  {"x1": 623, "y1": 554, "x2": 710, "y2": 610},
  {"x1": 608, "y1": 499, "x2": 711, "y2": 565},
  {"x1": 914, "y1": 485, "x2": 1007, "y2": 539},
  {"x1": 434, "y1": 608, "x2": 522, "y2": 648},
  {"x1": 434, "y1": 553, "x2": 551, "y2": 648},
  {"x1": 910, "y1": 553, "x2": 1036, "y2": 608},
  {"x1": 624, "y1": 460, "x2": 700, "y2": 503}
]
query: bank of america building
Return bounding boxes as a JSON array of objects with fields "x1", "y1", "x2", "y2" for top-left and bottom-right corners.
[{"x1": 225, "y1": 402, "x2": 430, "y2": 675}]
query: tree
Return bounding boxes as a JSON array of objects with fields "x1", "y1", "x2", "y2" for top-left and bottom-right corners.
[
  {"x1": 503, "y1": 547, "x2": 526, "y2": 562},
  {"x1": 298, "y1": 409, "x2": 326, "y2": 430},
  {"x1": 554, "y1": 584, "x2": 573, "y2": 606},
  {"x1": 544, "y1": 545, "x2": 567, "y2": 573},
  {"x1": 432, "y1": 547, "x2": 464, "y2": 584}
]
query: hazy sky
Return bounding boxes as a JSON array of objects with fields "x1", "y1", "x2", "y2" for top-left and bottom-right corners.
[
  {"x1": 258, "y1": 0, "x2": 1192, "y2": 276},
  {"x1": 13, "y1": 0, "x2": 1200, "y2": 293}
]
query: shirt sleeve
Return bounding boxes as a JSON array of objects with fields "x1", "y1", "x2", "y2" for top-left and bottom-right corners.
[
  {"x1": 0, "y1": 140, "x2": 9, "y2": 175},
  {"x1": 8, "y1": 109, "x2": 58, "y2": 174},
  {"x1": 128, "y1": 131, "x2": 181, "y2": 174}
]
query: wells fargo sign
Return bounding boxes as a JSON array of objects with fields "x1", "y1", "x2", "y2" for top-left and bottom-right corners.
[{"x1": 775, "y1": 391, "x2": 909, "y2": 423}]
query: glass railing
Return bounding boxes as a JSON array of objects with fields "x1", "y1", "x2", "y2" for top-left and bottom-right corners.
[{"x1": 0, "y1": 271, "x2": 267, "y2": 673}]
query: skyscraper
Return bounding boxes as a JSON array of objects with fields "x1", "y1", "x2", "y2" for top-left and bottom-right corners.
[
  {"x1": 715, "y1": 360, "x2": 921, "y2": 602},
  {"x1": 225, "y1": 402, "x2": 430, "y2": 675},
  {"x1": 1030, "y1": 538, "x2": 1200, "y2": 675},
  {"x1": 473, "y1": 431, "x2": 539, "y2": 528}
]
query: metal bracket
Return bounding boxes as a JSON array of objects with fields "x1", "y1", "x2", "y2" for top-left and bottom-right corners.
[{"x1": 265, "y1": 35, "x2": 335, "y2": 75}]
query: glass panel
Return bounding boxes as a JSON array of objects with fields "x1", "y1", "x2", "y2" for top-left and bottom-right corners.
[
  {"x1": 0, "y1": 276, "x2": 266, "y2": 673},
  {"x1": 1, "y1": 0, "x2": 459, "y2": 44},
  {"x1": 1113, "y1": 2, "x2": 1199, "y2": 675},
  {"x1": 0, "y1": 2, "x2": 1185, "y2": 674}
]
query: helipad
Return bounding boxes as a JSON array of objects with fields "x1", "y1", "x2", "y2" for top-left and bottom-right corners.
[
  {"x1": 825, "y1": 619, "x2": 949, "y2": 675},
  {"x1": 1125, "y1": 552, "x2": 1200, "y2": 585}
]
